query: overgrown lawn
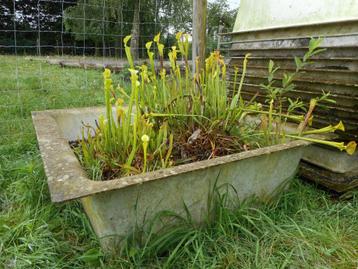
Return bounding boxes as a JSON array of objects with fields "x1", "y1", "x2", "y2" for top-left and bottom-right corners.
[{"x1": 0, "y1": 56, "x2": 357, "y2": 268}]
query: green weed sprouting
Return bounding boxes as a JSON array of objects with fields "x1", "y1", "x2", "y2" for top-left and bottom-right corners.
[{"x1": 76, "y1": 34, "x2": 357, "y2": 180}]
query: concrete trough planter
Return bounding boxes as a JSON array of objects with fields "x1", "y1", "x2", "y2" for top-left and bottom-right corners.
[{"x1": 32, "y1": 107, "x2": 308, "y2": 251}]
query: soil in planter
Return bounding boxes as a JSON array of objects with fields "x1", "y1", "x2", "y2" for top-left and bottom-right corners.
[{"x1": 70, "y1": 125, "x2": 259, "y2": 181}]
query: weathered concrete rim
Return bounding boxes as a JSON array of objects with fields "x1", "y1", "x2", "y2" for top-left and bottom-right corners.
[{"x1": 32, "y1": 107, "x2": 309, "y2": 203}]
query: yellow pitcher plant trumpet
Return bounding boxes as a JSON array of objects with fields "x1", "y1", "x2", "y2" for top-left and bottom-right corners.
[
  {"x1": 302, "y1": 121, "x2": 345, "y2": 135},
  {"x1": 285, "y1": 134, "x2": 356, "y2": 155},
  {"x1": 141, "y1": 134, "x2": 150, "y2": 173},
  {"x1": 154, "y1": 32, "x2": 164, "y2": 58},
  {"x1": 123, "y1": 35, "x2": 134, "y2": 68},
  {"x1": 145, "y1": 41, "x2": 156, "y2": 80}
]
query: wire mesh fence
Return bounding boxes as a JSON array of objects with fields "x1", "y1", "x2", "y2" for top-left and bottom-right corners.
[{"x1": 0, "y1": 0, "x2": 236, "y2": 146}]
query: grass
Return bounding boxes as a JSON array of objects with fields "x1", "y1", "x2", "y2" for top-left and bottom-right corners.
[{"x1": 0, "y1": 55, "x2": 357, "y2": 268}]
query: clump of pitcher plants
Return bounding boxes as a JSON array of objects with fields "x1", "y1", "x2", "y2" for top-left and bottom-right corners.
[{"x1": 74, "y1": 34, "x2": 356, "y2": 180}]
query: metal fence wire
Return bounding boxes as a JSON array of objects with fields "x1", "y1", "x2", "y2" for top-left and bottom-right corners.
[{"x1": 0, "y1": 0, "x2": 234, "y2": 147}]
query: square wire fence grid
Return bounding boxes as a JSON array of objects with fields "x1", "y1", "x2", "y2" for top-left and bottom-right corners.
[{"x1": 0, "y1": 0, "x2": 233, "y2": 147}]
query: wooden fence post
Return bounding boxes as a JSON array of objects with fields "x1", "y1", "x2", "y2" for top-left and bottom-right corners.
[{"x1": 192, "y1": 0, "x2": 207, "y2": 73}]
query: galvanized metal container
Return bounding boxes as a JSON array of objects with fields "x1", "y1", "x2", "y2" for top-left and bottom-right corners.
[{"x1": 32, "y1": 107, "x2": 307, "y2": 251}]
